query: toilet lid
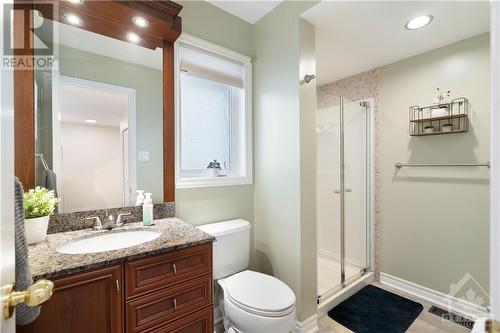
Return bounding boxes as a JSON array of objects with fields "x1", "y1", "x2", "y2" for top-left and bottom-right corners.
[{"x1": 224, "y1": 270, "x2": 296, "y2": 317}]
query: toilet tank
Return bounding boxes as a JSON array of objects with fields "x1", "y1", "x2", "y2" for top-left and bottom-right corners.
[{"x1": 197, "y1": 219, "x2": 251, "y2": 279}]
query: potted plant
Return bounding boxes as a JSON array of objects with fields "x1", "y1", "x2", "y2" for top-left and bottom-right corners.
[
  {"x1": 23, "y1": 186, "x2": 60, "y2": 244},
  {"x1": 206, "y1": 159, "x2": 221, "y2": 177}
]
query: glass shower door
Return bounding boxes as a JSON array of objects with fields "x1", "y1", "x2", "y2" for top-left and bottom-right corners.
[
  {"x1": 317, "y1": 96, "x2": 371, "y2": 302},
  {"x1": 316, "y1": 97, "x2": 342, "y2": 297},
  {"x1": 343, "y1": 99, "x2": 370, "y2": 282}
]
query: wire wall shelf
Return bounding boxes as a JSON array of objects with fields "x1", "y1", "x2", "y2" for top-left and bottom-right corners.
[{"x1": 409, "y1": 97, "x2": 469, "y2": 136}]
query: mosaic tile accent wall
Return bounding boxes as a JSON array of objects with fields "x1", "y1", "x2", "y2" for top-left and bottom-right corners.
[{"x1": 317, "y1": 68, "x2": 381, "y2": 279}]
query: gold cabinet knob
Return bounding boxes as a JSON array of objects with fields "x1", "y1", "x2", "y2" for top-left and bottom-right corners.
[{"x1": 2, "y1": 279, "x2": 54, "y2": 319}]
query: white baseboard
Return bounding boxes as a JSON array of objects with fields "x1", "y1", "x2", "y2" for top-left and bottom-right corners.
[
  {"x1": 294, "y1": 314, "x2": 319, "y2": 333},
  {"x1": 380, "y1": 272, "x2": 489, "y2": 319}
]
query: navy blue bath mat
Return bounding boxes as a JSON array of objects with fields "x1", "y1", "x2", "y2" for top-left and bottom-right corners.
[{"x1": 328, "y1": 285, "x2": 424, "y2": 333}]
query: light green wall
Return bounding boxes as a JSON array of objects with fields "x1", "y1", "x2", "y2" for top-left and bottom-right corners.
[
  {"x1": 59, "y1": 45, "x2": 164, "y2": 203},
  {"x1": 299, "y1": 18, "x2": 318, "y2": 322},
  {"x1": 253, "y1": 1, "x2": 317, "y2": 322},
  {"x1": 178, "y1": 2, "x2": 320, "y2": 322},
  {"x1": 174, "y1": 1, "x2": 254, "y2": 227},
  {"x1": 178, "y1": 1, "x2": 254, "y2": 58},
  {"x1": 380, "y1": 34, "x2": 490, "y2": 295}
]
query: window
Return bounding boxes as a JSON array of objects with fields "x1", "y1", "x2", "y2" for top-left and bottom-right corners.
[{"x1": 175, "y1": 34, "x2": 252, "y2": 188}]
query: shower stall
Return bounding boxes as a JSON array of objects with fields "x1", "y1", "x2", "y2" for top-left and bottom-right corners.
[{"x1": 316, "y1": 96, "x2": 373, "y2": 303}]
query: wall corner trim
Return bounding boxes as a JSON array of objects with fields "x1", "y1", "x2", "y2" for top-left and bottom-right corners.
[
  {"x1": 294, "y1": 313, "x2": 319, "y2": 333},
  {"x1": 380, "y1": 272, "x2": 489, "y2": 319}
]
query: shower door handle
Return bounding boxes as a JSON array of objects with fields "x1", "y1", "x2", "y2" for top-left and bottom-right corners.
[{"x1": 333, "y1": 189, "x2": 352, "y2": 194}]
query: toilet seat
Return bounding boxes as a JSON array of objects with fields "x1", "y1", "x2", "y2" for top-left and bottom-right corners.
[{"x1": 223, "y1": 270, "x2": 296, "y2": 318}]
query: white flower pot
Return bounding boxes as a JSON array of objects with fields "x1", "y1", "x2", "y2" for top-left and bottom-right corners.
[
  {"x1": 207, "y1": 168, "x2": 219, "y2": 177},
  {"x1": 25, "y1": 215, "x2": 50, "y2": 245}
]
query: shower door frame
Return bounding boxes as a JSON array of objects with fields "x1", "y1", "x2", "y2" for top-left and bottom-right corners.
[{"x1": 317, "y1": 96, "x2": 376, "y2": 304}]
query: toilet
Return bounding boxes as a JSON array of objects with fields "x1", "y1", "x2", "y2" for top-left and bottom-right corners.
[{"x1": 197, "y1": 219, "x2": 296, "y2": 333}]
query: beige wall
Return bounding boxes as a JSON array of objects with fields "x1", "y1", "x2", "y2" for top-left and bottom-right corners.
[
  {"x1": 60, "y1": 123, "x2": 122, "y2": 212},
  {"x1": 380, "y1": 34, "x2": 490, "y2": 295},
  {"x1": 253, "y1": 1, "x2": 317, "y2": 322}
]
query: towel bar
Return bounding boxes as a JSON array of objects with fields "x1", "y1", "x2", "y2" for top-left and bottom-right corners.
[{"x1": 395, "y1": 162, "x2": 490, "y2": 168}]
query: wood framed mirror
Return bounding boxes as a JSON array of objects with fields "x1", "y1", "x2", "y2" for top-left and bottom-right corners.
[{"x1": 13, "y1": 0, "x2": 181, "y2": 206}]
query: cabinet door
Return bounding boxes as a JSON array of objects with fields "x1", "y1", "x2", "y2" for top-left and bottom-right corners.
[{"x1": 18, "y1": 265, "x2": 123, "y2": 333}]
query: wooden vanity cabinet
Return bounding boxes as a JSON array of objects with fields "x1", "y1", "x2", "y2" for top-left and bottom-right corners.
[
  {"x1": 17, "y1": 265, "x2": 124, "y2": 333},
  {"x1": 17, "y1": 243, "x2": 213, "y2": 333},
  {"x1": 125, "y1": 243, "x2": 213, "y2": 333}
]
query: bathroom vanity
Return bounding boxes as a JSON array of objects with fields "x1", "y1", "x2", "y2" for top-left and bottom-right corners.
[{"x1": 18, "y1": 219, "x2": 214, "y2": 333}]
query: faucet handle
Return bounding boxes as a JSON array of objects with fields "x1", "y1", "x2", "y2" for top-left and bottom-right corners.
[
  {"x1": 116, "y1": 212, "x2": 132, "y2": 227},
  {"x1": 85, "y1": 216, "x2": 103, "y2": 230}
]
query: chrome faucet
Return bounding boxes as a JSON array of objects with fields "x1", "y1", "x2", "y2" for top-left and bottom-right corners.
[
  {"x1": 85, "y1": 216, "x2": 103, "y2": 231},
  {"x1": 85, "y1": 211, "x2": 132, "y2": 231},
  {"x1": 102, "y1": 213, "x2": 116, "y2": 230}
]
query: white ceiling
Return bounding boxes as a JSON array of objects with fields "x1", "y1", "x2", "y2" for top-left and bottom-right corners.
[
  {"x1": 207, "y1": 0, "x2": 282, "y2": 24},
  {"x1": 302, "y1": 1, "x2": 490, "y2": 85},
  {"x1": 60, "y1": 83, "x2": 128, "y2": 127}
]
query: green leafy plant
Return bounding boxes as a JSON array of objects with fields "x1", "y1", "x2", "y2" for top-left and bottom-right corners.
[
  {"x1": 206, "y1": 159, "x2": 221, "y2": 170},
  {"x1": 24, "y1": 186, "x2": 60, "y2": 219}
]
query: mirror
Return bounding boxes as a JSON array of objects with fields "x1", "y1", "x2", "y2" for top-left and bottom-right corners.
[{"x1": 34, "y1": 16, "x2": 164, "y2": 213}]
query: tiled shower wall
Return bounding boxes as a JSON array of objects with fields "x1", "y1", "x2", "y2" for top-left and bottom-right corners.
[{"x1": 317, "y1": 68, "x2": 381, "y2": 279}]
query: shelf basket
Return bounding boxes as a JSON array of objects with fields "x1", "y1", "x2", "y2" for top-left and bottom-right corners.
[{"x1": 409, "y1": 97, "x2": 469, "y2": 136}]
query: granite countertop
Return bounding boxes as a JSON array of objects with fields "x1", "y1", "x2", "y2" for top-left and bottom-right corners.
[{"x1": 28, "y1": 218, "x2": 215, "y2": 280}]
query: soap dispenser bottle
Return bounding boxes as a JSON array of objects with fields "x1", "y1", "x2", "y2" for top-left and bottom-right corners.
[
  {"x1": 143, "y1": 193, "x2": 153, "y2": 226},
  {"x1": 135, "y1": 190, "x2": 145, "y2": 206}
]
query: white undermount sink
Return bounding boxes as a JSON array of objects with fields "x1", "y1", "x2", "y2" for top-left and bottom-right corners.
[{"x1": 56, "y1": 230, "x2": 161, "y2": 254}]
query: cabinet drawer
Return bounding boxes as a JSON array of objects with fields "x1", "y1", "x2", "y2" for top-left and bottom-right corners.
[
  {"x1": 126, "y1": 243, "x2": 212, "y2": 299},
  {"x1": 126, "y1": 274, "x2": 212, "y2": 333},
  {"x1": 147, "y1": 306, "x2": 213, "y2": 333}
]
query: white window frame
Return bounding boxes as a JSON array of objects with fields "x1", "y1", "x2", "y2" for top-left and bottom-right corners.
[{"x1": 174, "y1": 33, "x2": 252, "y2": 188}]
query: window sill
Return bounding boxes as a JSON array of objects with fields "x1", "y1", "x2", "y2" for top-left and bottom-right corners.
[{"x1": 176, "y1": 175, "x2": 252, "y2": 189}]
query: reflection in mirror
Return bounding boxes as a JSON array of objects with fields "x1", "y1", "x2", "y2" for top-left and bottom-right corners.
[{"x1": 35, "y1": 15, "x2": 163, "y2": 213}]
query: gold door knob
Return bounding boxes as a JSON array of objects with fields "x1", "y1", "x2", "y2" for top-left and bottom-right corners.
[
  {"x1": 486, "y1": 319, "x2": 500, "y2": 333},
  {"x1": 2, "y1": 279, "x2": 54, "y2": 319}
]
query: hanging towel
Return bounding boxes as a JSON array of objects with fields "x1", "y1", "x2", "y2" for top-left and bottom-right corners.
[
  {"x1": 42, "y1": 170, "x2": 58, "y2": 213},
  {"x1": 14, "y1": 177, "x2": 40, "y2": 325},
  {"x1": 42, "y1": 169, "x2": 57, "y2": 197}
]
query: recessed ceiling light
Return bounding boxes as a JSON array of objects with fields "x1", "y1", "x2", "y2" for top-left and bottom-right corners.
[
  {"x1": 68, "y1": 0, "x2": 84, "y2": 3},
  {"x1": 132, "y1": 16, "x2": 149, "y2": 28},
  {"x1": 126, "y1": 32, "x2": 141, "y2": 43},
  {"x1": 85, "y1": 119, "x2": 96, "y2": 123},
  {"x1": 65, "y1": 14, "x2": 82, "y2": 26},
  {"x1": 405, "y1": 15, "x2": 433, "y2": 30}
]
